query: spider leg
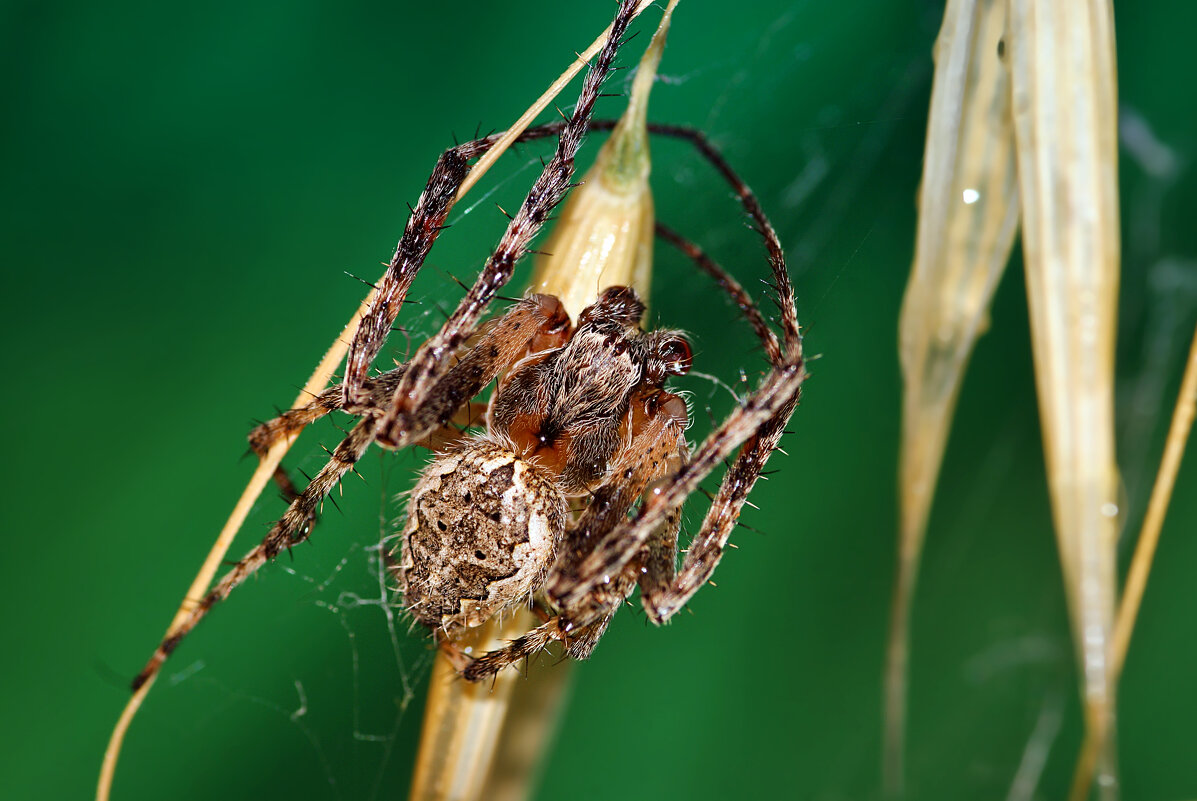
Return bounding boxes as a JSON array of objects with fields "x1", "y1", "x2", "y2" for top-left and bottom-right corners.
[
  {"x1": 342, "y1": 145, "x2": 466, "y2": 407},
  {"x1": 640, "y1": 221, "x2": 802, "y2": 622},
  {"x1": 458, "y1": 616, "x2": 569, "y2": 682},
  {"x1": 248, "y1": 367, "x2": 409, "y2": 457},
  {"x1": 554, "y1": 164, "x2": 806, "y2": 622},
  {"x1": 246, "y1": 367, "x2": 409, "y2": 499},
  {"x1": 340, "y1": 116, "x2": 583, "y2": 407},
  {"x1": 463, "y1": 390, "x2": 688, "y2": 681},
  {"x1": 560, "y1": 498, "x2": 684, "y2": 663},
  {"x1": 375, "y1": 0, "x2": 642, "y2": 448},
  {"x1": 554, "y1": 364, "x2": 802, "y2": 626},
  {"x1": 131, "y1": 297, "x2": 570, "y2": 691},
  {"x1": 132, "y1": 415, "x2": 379, "y2": 691}
]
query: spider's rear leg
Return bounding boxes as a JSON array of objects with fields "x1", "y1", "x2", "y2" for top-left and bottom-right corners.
[
  {"x1": 463, "y1": 391, "x2": 688, "y2": 682},
  {"x1": 560, "y1": 498, "x2": 683, "y2": 662},
  {"x1": 133, "y1": 297, "x2": 572, "y2": 692},
  {"x1": 554, "y1": 182, "x2": 805, "y2": 622}
]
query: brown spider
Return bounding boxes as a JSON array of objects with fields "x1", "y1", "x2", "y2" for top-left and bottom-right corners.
[{"x1": 131, "y1": 0, "x2": 805, "y2": 690}]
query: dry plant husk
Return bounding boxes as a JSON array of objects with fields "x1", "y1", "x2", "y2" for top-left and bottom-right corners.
[
  {"x1": 894, "y1": 0, "x2": 1123, "y2": 796},
  {"x1": 410, "y1": 3, "x2": 678, "y2": 800},
  {"x1": 888, "y1": 0, "x2": 1018, "y2": 792},
  {"x1": 1009, "y1": 0, "x2": 1121, "y2": 793}
]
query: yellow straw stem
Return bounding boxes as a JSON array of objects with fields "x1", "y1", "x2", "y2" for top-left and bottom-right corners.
[
  {"x1": 1068, "y1": 323, "x2": 1197, "y2": 801},
  {"x1": 454, "y1": 0, "x2": 657, "y2": 205}
]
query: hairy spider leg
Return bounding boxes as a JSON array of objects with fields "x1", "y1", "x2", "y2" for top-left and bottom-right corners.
[
  {"x1": 345, "y1": 0, "x2": 644, "y2": 407},
  {"x1": 460, "y1": 389, "x2": 688, "y2": 680},
  {"x1": 375, "y1": 0, "x2": 642, "y2": 447},
  {"x1": 131, "y1": 297, "x2": 571, "y2": 691}
]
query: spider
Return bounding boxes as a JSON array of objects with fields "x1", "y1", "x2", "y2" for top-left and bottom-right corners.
[{"x1": 131, "y1": 0, "x2": 805, "y2": 690}]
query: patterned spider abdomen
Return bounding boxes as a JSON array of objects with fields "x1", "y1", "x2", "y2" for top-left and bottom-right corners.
[{"x1": 395, "y1": 439, "x2": 567, "y2": 632}]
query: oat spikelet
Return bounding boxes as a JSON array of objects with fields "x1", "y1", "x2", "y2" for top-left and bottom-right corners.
[
  {"x1": 888, "y1": 0, "x2": 1019, "y2": 793},
  {"x1": 1008, "y1": 0, "x2": 1121, "y2": 795}
]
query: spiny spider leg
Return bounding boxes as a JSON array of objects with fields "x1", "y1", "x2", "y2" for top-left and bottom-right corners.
[
  {"x1": 553, "y1": 195, "x2": 805, "y2": 622},
  {"x1": 461, "y1": 391, "x2": 688, "y2": 680},
  {"x1": 376, "y1": 0, "x2": 641, "y2": 447},
  {"x1": 639, "y1": 225, "x2": 800, "y2": 624},
  {"x1": 249, "y1": 368, "x2": 410, "y2": 459},
  {"x1": 132, "y1": 296, "x2": 569, "y2": 691},
  {"x1": 250, "y1": 367, "x2": 411, "y2": 500},
  {"x1": 132, "y1": 414, "x2": 378, "y2": 690}
]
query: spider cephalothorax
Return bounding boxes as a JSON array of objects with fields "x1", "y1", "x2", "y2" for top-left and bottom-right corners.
[{"x1": 396, "y1": 286, "x2": 691, "y2": 658}]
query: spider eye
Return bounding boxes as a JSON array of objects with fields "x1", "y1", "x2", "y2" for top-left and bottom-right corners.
[{"x1": 659, "y1": 336, "x2": 692, "y2": 376}]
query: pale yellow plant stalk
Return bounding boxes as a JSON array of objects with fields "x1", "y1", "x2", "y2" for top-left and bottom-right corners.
[
  {"x1": 1068, "y1": 324, "x2": 1197, "y2": 801},
  {"x1": 408, "y1": 609, "x2": 540, "y2": 801},
  {"x1": 888, "y1": 0, "x2": 1018, "y2": 793},
  {"x1": 1008, "y1": 0, "x2": 1121, "y2": 796},
  {"x1": 96, "y1": 5, "x2": 660, "y2": 801},
  {"x1": 409, "y1": 4, "x2": 677, "y2": 800}
]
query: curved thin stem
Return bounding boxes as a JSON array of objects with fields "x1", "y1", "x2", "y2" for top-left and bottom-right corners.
[{"x1": 1068, "y1": 323, "x2": 1197, "y2": 801}]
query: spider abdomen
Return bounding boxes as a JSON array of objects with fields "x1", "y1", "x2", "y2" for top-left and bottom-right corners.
[{"x1": 394, "y1": 439, "x2": 567, "y2": 632}]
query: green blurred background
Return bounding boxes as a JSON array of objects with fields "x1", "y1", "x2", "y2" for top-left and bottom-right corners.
[{"x1": 4, "y1": 1, "x2": 1196, "y2": 799}]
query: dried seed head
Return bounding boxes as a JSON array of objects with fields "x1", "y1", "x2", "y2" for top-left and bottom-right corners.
[{"x1": 529, "y1": 0, "x2": 678, "y2": 319}]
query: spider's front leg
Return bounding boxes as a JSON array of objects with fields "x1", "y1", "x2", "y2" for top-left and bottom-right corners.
[{"x1": 374, "y1": 0, "x2": 640, "y2": 448}]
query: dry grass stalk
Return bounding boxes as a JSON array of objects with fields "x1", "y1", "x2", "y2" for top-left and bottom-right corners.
[
  {"x1": 1008, "y1": 0, "x2": 1121, "y2": 795},
  {"x1": 96, "y1": 5, "x2": 662, "y2": 800},
  {"x1": 409, "y1": 4, "x2": 678, "y2": 799},
  {"x1": 1068, "y1": 324, "x2": 1197, "y2": 801},
  {"x1": 888, "y1": 0, "x2": 1018, "y2": 792},
  {"x1": 408, "y1": 609, "x2": 538, "y2": 801}
]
